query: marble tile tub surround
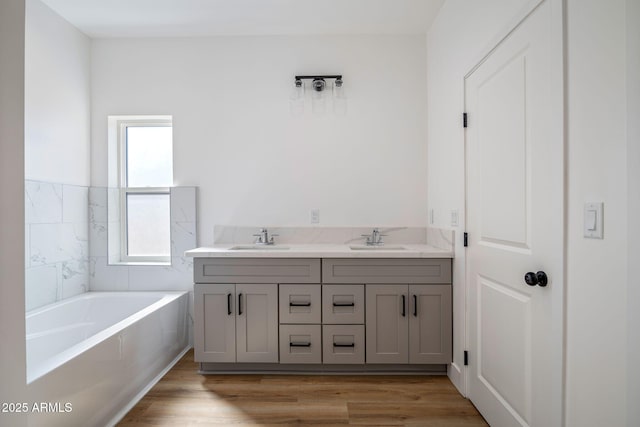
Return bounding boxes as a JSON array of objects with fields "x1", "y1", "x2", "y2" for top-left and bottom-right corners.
[
  {"x1": 25, "y1": 180, "x2": 89, "y2": 311},
  {"x1": 89, "y1": 186, "x2": 197, "y2": 292},
  {"x1": 212, "y1": 225, "x2": 454, "y2": 251}
]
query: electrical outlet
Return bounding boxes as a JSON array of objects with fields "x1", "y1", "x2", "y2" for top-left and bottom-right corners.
[
  {"x1": 451, "y1": 209, "x2": 459, "y2": 227},
  {"x1": 310, "y1": 208, "x2": 320, "y2": 224},
  {"x1": 429, "y1": 209, "x2": 434, "y2": 225}
]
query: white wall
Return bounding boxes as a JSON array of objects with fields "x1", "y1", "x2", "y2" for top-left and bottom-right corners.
[
  {"x1": 426, "y1": 0, "x2": 529, "y2": 393},
  {"x1": 627, "y1": 0, "x2": 639, "y2": 425},
  {"x1": 90, "y1": 35, "x2": 428, "y2": 245},
  {"x1": 24, "y1": 0, "x2": 92, "y2": 310},
  {"x1": 565, "y1": 0, "x2": 628, "y2": 425},
  {"x1": 25, "y1": 0, "x2": 91, "y2": 186},
  {"x1": 428, "y1": 0, "x2": 631, "y2": 424},
  {"x1": 0, "y1": 0, "x2": 27, "y2": 425}
]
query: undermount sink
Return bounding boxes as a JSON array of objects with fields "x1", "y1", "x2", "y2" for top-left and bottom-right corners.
[
  {"x1": 349, "y1": 245, "x2": 406, "y2": 250},
  {"x1": 229, "y1": 245, "x2": 290, "y2": 250}
]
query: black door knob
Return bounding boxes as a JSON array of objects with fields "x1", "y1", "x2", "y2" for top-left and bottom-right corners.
[{"x1": 524, "y1": 271, "x2": 548, "y2": 287}]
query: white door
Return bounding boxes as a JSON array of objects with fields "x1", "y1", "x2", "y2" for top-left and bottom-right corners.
[
  {"x1": 236, "y1": 283, "x2": 279, "y2": 363},
  {"x1": 194, "y1": 283, "x2": 236, "y2": 363},
  {"x1": 465, "y1": 1, "x2": 564, "y2": 426},
  {"x1": 365, "y1": 284, "x2": 409, "y2": 363}
]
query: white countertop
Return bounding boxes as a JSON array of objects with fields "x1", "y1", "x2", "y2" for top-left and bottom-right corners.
[{"x1": 185, "y1": 243, "x2": 453, "y2": 258}]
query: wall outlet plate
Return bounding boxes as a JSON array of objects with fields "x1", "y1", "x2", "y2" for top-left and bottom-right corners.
[{"x1": 310, "y1": 208, "x2": 320, "y2": 224}]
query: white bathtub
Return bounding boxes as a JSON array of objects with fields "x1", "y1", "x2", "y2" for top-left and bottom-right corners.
[{"x1": 26, "y1": 291, "x2": 189, "y2": 427}]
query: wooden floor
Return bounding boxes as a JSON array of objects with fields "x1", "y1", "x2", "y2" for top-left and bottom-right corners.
[{"x1": 118, "y1": 350, "x2": 488, "y2": 426}]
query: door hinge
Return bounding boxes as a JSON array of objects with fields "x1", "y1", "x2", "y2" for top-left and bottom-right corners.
[
  {"x1": 463, "y1": 112, "x2": 468, "y2": 128},
  {"x1": 464, "y1": 350, "x2": 469, "y2": 366},
  {"x1": 464, "y1": 232, "x2": 468, "y2": 247}
]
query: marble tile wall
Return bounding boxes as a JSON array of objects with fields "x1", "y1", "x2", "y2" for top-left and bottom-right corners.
[
  {"x1": 25, "y1": 180, "x2": 89, "y2": 311},
  {"x1": 88, "y1": 187, "x2": 197, "y2": 292}
]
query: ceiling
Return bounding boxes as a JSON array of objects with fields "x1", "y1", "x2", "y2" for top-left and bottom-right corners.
[{"x1": 40, "y1": 0, "x2": 446, "y2": 38}]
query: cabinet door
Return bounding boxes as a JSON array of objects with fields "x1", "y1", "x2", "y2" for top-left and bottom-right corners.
[
  {"x1": 194, "y1": 283, "x2": 236, "y2": 363},
  {"x1": 409, "y1": 284, "x2": 452, "y2": 364},
  {"x1": 236, "y1": 284, "x2": 279, "y2": 363},
  {"x1": 365, "y1": 284, "x2": 409, "y2": 364}
]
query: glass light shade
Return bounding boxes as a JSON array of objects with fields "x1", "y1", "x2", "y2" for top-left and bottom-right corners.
[
  {"x1": 311, "y1": 88, "x2": 326, "y2": 114},
  {"x1": 333, "y1": 81, "x2": 347, "y2": 115},
  {"x1": 289, "y1": 81, "x2": 305, "y2": 115}
]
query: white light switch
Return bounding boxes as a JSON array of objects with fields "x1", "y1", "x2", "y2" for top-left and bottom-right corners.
[
  {"x1": 584, "y1": 202, "x2": 603, "y2": 239},
  {"x1": 451, "y1": 209, "x2": 459, "y2": 227}
]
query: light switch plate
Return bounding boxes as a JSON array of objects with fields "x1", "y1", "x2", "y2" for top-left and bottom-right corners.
[
  {"x1": 451, "y1": 209, "x2": 459, "y2": 227},
  {"x1": 584, "y1": 202, "x2": 603, "y2": 239}
]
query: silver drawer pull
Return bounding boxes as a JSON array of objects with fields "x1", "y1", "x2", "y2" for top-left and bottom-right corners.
[
  {"x1": 289, "y1": 302, "x2": 311, "y2": 307},
  {"x1": 290, "y1": 342, "x2": 311, "y2": 347},
  {"x1": 333, "y1": 343, "x2": 355, "y2": 348}
]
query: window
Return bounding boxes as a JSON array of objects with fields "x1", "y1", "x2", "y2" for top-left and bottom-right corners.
[{"x1": 117, "y1": 118, "x2": 173, "y2": 263}]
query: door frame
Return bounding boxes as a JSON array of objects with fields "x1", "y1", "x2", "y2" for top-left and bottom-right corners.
[{"x1": 461, "y1": 0, "x2": 566, "y2": 423}]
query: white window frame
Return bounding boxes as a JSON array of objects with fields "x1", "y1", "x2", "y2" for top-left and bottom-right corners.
[{"x1": 117, "y1": 118, "x2": 172, "y2": 263}]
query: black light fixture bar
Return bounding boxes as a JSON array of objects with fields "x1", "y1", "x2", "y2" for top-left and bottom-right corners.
[{"x1": 295, "y1": 75, "x2": 342, "y2": 80}]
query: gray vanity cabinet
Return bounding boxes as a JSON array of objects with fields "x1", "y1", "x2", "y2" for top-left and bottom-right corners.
[
  {"x1": 194, "y1": 283, "x2": 278, "y2": 363},
  {"x1": 194, "y1": 257, "x2": 451, "y2": 369}
]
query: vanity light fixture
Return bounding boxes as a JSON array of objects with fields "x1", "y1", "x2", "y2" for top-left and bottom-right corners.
[
  {"x1": 295, "y1": 75, "x2": 342, "y2": 92},
  {"x1": 291, "y1": 75, "x2": 346, "y2": 115}
]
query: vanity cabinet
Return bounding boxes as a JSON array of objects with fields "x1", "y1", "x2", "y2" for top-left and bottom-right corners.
[
  {"x1": 194, "y1": 283, "x2": 278, "y2": 363},
  {"x1": 366, "y1": 284, "x2": 452, "y2": 364},
  {"x1": 193, "y1": 256, "x2": 452, "y2": 370}
]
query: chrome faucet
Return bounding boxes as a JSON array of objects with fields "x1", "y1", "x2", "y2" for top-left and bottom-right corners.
[
  {"x1": 361, "y1": 228, "x2": 386, "y2": 246},
  {"x1": 253, "y1": 228, "x2": 278, "y2": 245}
]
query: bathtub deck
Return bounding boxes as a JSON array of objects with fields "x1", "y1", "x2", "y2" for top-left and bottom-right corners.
[{"x1": 118, "y1": 349, "x2": 487, "y2": 426}]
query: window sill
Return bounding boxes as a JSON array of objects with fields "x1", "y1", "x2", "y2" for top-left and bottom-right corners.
[{"x1": 108, "y1": 261, "x2": 171, "y2": 267}]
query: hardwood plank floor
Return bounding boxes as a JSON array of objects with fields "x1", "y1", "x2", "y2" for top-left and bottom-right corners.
[{"x1": 118, "y1": 350, "x2": 488, "y2": 426}]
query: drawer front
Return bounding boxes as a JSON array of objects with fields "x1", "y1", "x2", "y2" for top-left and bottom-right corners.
[
  {"x1": 322, "y1": 325, "x2": 365, "y2": 364},
  {"x1": 279, "y1": 324, "x2": 322, "y2": 364},
  {"x1": 322, "y1": 284, "x2": 365, "y2": 324},
  {"x1": 279, "y1": 284, "x2": 321, "y2": 324},
  {"x1": 322, "y1": 258, "x2": 452, "y2": 284},
  {"x1": 194, "y1": 258, "x2": 321, "y2": 283}
]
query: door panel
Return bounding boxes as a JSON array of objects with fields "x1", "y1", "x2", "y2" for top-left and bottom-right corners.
[
  {"x1": 365, "y1": 285, "x2": 408, "y2": 364},
  {"x1": 478, "y1": 276, "x2": 531, "y2": 424},
  {"x1": 478, "y1": 54, "x2": 530, "y2": 250},
  {"x1": 236, "y1": 284, "x2": 278, "y2": 363},
  {"x1": 465, "y1": 1, "x2": 563, "y2": 426}
]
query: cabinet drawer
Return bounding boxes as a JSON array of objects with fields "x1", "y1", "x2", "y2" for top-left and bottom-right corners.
[
  {"x1": 322, "y1": 325, "x2": 365, "y2": 364},
  {"x1": 279, "y1": 325, "x2": 322, "y2": 364},
  {"x1": 322, "y1": 285, "x2": 364, "y2": 324},
  {"x1": 279, "y1": 284, "x2": 321, "y2": 324},
  {"x1": 194, "y1": 258, "x2": 321, "y2": 283},
  {"x1": 322, "y1": 258, "x2": 451, "y2": 284}
]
